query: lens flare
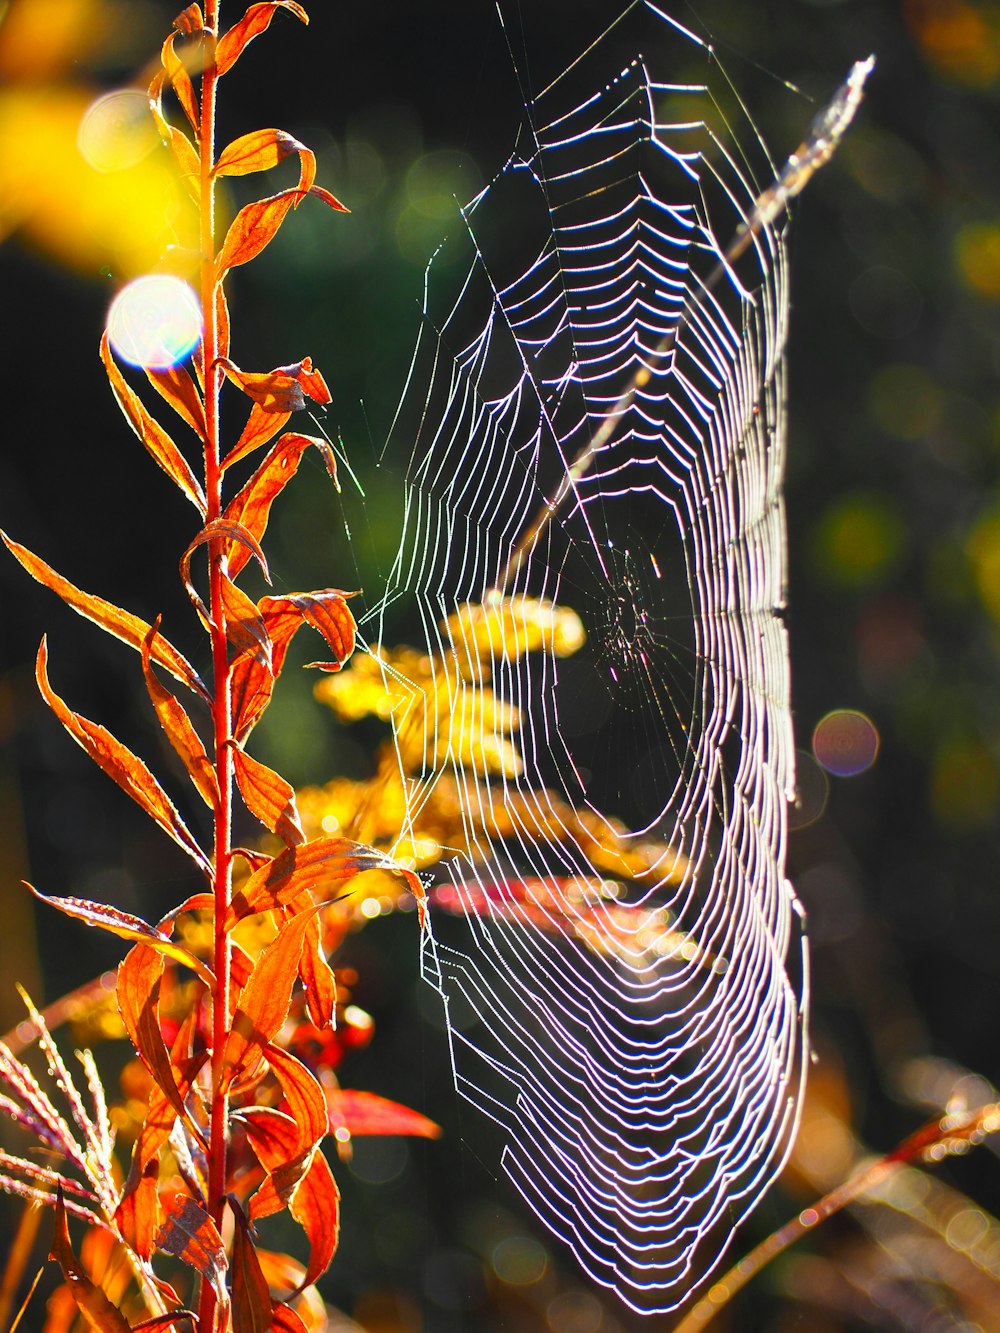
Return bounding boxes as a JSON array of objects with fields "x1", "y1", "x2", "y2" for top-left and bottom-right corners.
[
  {"x1": 78, "y1": 89, "x2": 158, "y2": 173},
  {"x1": 812, "y1": 709, "x2": 880, "y2": 777},
  {"x1": 106, "y1": 275, "x2": 201, "y2": 369}
]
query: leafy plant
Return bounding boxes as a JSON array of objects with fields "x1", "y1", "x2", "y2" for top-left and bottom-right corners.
[{"x1": 0, "y1": 3, "x2": 434, "y2": 1328}]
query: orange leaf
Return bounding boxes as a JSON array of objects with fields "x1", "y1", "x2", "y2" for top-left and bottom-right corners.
[
  {"x1": 290, "y1": 1151, "x2": 340, "y2": 1290},
  {"x1": 161, "y1": 30, "x2": 200, "y2": 133},
  {"x1": 1, "y1": 532, "x2": 206, "y2": 698},
  {"x1": 219, "y1": 357, "x2": 331, "y2": 413},
  {"x1": 230, "y1": 650, "x2": 275, "y2": 742},
  {"x1": 117, "y1": 945, "x2": 204, "y2": 1137},
  {"x1": 215, "y1": 1, "x2": 308, "y2": 77},
  {"x1": 222, "y1": 404, "x2": 291, "y2": 471},
  {"x1": 232, "y1": 746, "x2": 305, "y2": 846},
  {"x1": 35, "y1": 639, "x2": 211, "y2": 874},
  {"x1": 217, "y1": 189, "x2": 296, "y2": 275},
  {"x1": 173, "y1": 4, "x2": 204, "y2": 37},
  {"x1": 226, "y1": 836, "x2": 408, "y2": 927},
  {"x1": 268, "y1": 1305, "x2": 308, "y2": 1333},
  {"x1": 242, "y1": 1108, "x2": 313, "y2": 1220},
  {"x1": 145, "y1": 362, "x2": 206, "y2": 439},
  {"x1": 223, "y1": 574, "x2": 273, "y2": 661},
  {"x1": 221, "y1": 905, "x2": 329, "y2": 1092},
  {"x1": 101, "y1": 333, "x2": 206, "y2": 513},
  {"x1": 307, "y1": 183, "x2": 349, "y2": 213},
  {"x1": 259, "y1": 591, "x2": 355, "y2": 676},
  {"x1": 224, "y1": 434, "x2": 338, "y2": 574},
  {"x1": 215, "y1": 127, "x2": 304, "y2": 178},
  {"x1": 142, "y1": 621, "x2": 218, "y2": 811},
  {"x1": 50, "y1": 1189, "x2": 133, "y2": 1333},
  {"x1": 156, "y1": 1193, "x2": 228, "y2": 1309},
  {"x1": 232, "y1": 1201, "x2": 273, "y2": 1333},
  {"x1": 114, "y1": 1156, "x2": 161, "y2": 1260},
  {"x1": 298, "y1": 915, "x2": 336, "y2": 1029},
  {"x1": 327, "y1": 1089, "x2": 441, "y2": 1139},
  {"x1": 29, "y1": 885, "x2": 214, "y2": 988},
  {"x1": 148, "y1": 73, "x2": 201, "y2": 205},
  {"x1": 265, "y1": 1045, "x2": 329, "y2": 1152}
]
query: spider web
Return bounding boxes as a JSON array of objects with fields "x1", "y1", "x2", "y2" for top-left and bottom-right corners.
[{"x1": 364, "y1": 2, "x2": 854, "y2": 1315}]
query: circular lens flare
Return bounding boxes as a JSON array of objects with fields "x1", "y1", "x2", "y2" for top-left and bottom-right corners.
[
  {"x1": 78, "y1": 90, "x2": 158, "y2": 173},
  {"x1": 107, "y1": 275, "x2": 201, "y2": 369},
  {"x1": 812, "y1": 709, "x2": 880, "y2": 777}
]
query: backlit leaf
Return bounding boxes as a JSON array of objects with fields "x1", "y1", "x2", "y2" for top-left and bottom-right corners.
[
  {"x1": 147, "y1": 73, "x2": 200, "y2": 205},
  {"x1": 223, "y1": 434, "x2": 337, "y2": 575},
  {"x1": 233, "y1": 746, "x2": 305, "y2": 846},
  {"x1": 222, "y1": 403, "x2": 291, "y2": 471},
  {"x1": 216, "y1": 190, "x2": 296, "y2": 275},
  {"x1": 327, "y1": 1089, "x2": 442, "y2": 1140},
  {"x1": 50, "y1": 1189, "x2": 133, "y2": 1333},
  {"x1": 117, "y1": 945, "x2": 205, "y2": 1139},
  {"x1": 215, "y1": 1, "x2": 309, "y2": 77},
  {"x1": 268, "y1": 1305, "x2": 308, "y2": 1333},
  {"x1": 232, "y1": 1201, "x2": 273, "y2": 1333},
  {"x1": 146, "y1": 361, "x2": 206, "y2": 439},
  {"x1": 230, "y1": 649, "x2": 275, "y2": 743},
  {"x1": 156, "y1": 1193, "x2": 228, "y2": 1309},
  {"x1": 114, "y1": 1156, "x2": 161, "y2": 1261},
  {"x1": 242, "y1": 1108, "x2": 311, "y2": 1220},
  {"x1": 298, "y1": 915, "x2": 336, "y2": 1029},
  {"x1": 161, "y1": 30, "x2": 200, "y2": 133},
  {"x1": 289, "y1": 1151, "x2": 340, "y2": 1291},
  {"x1": 100, "y1": 333, "x2": 206, "y2": 513},
  {"x1": 221, "y1": 905, "x2": 326, "y2": 1091},
  {"x1": 215, "y1": 127, "x2": 303, "y2": 177},
  {"x1": 1, "y1": 532, "x2": 206, "y2": 698},
  {"x1": 223, "y1": 574, "x2": 273, "y2": 660},
  {"x1": 173, "y1": 4, "x2": 204, "y2": 37},
  {"x1": 219, "y1": 358, "x2": 331, "y2": 413},
  {"x1": 35, "y1": 639, "x2": 211, "y2": 874},
  {"x1": 142, "y1": 622, "x2": 218, "y2": 810},
  {"x1": 259, "y1": 591, "x2": 355, "y2": 676},
  {"x1": 227, "y1": 836, "x2": 412, "y2": 927},
  {"x1": 29, "y1": 885, "x2": 214, "y2": 988},
  {"x1": 265, "y1": 1045, "x2": 328, "y2": 1153}
]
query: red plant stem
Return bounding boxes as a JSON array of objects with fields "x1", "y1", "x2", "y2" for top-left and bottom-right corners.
[
  {"x1": 673, "y1": 1101, "x2": 1000, "y2": 1332},
  {"x1": 198, "y1": 3, "x2": 232, "y2": 1330}
]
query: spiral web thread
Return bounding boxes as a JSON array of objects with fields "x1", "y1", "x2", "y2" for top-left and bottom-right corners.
[{"x1": 368, "y1": 2, "x2": 856, "y2": 1314}]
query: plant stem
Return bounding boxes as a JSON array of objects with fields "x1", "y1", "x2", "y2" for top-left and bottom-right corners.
[{"x1": 198, "y1": 4, "x2": 232, "y2": 1329}]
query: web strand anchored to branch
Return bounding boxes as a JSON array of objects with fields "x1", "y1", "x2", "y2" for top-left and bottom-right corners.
[{"x1": 373, "y1": 3, "x2": 872, "y2": 1315}]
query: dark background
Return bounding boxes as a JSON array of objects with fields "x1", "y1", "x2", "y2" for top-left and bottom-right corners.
[{"x1": 1, "y1": 0, "x2": 999, "y2": 1329}]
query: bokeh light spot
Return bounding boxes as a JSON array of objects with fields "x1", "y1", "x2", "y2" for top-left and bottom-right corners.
[
  {"x1": 966, "y1": 506, "x2": 1000, "y2": 624},
  {"x1": 812, "y1": 709, "x2": 880, "y2": 777},
  {"x1": 547, "y1": 1290, "x2": 603, "y2": 1332},
  {"x1": 868, "y1": 362, "x2": 944, "y2": 440},
  {"x1": 78, "y1": 89, "x2": 157, "y2": 172},
  {"x1": 812, "y1": 493, "x2": 906, "y2": 588},
  {"x1": 106, "y1": 275, "x2": 201, "y2": 369},
  {"x1": 955, "y1": 221, "x2": 1000, "y2": 298},
  {"x1": 491, "y1": 1234, "x2": 548, "y2": 1286},
  {"x1": 931, "y1": 739, "x2": 999, "y2": 829},
  {"x1": 788, "y1": 749, "x2": 830, "y2": 829}
]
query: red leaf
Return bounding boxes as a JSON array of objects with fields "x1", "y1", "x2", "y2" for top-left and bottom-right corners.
[
  {"x1": 145, "y1": 361, "x2": 206, "y2": 439},
  {"x1": 114, "y1": 1155, "x2": 161, "y2": 1260},
  {"x1": 101, "y1": 333, "x2": 206, "y2": 513},
  {"x1": 222, "y1": 404, "x2": 291, "y2": 471},
  {"x1": 223, "y1": 575, "x2": 273, "y2": 661},
  {"x1": 259, "y1": 591, "x2": 355, "y2": 676},
  {"x1": 232, "y1": 1201, "x2": 273, "y2": 1333},
  {"x1": 156, "y1": 1193, "x2": 228, "y2": 1310},
  {"x1": 221, "y1": 905, "x2": 328, "y2": 1092},
  {"x1": 327, "y1": 1089, "x2": 441, "y2": 1139},
  {"x1": 142, "y1": 621, "x2": 218, "y2": 810},
  {"x1": 50, "y1": 1189, "x2": 133, "y2": 1332},
  {"x1": 298, "y1": 915, "x2": 336, "y2": 1029},
  {"x1": 230, "y1": 650, "x2": 275, "y2": 743},
  {"x1": 289, "y1": 1151, "x2": 340, "y2": 1290},
  {"x1": 232, "y1": 746, "x2": 305, "y2": 846},
  {"x1": 185, "y1": 517, "x2": 270, "y2": 585},
  {"x1": 29, "y1": 885, "x2": 214, "y2": 988},
  {"x1": 216, "y1": 189, "x2": 297, "y2": 275},
  {"x1": 173, "y1": 5, "x2": 204, "y2": 37},
  {"x1": 215, "y1": 1, "x2": 309, "y2": 77},
  {"x1": 226, "y1": 836, "x2": 411, "y2": 927},
  {"x1": 215, "y1": 127, "x2": 304, "y2": 178},
  {"x1": 36, "y1": 639, "x2": 211, "y2": 874},
  {"x1": 1, "y1": 532, "x2": 206, "y2": 698},
  {"x1": 223, "y1": 434, "x2": 338, "y2": 575}
]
